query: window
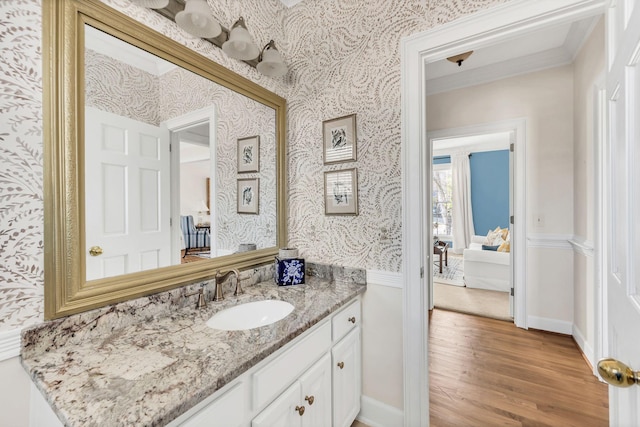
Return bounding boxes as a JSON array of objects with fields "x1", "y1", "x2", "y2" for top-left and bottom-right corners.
[{"x1": 432, "y1": 163, "x2": 452, "y2": 238}]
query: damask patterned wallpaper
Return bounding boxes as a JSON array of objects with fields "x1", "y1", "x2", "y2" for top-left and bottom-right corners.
[
  {"x1": 0, "y1": 0, "x2": 44, "y2": 330},
  {"x1": 283, "y1": 0, "x2": 508, "y2": 272},
  {"x1": 0, "y1": 0, "x2": 507, "y2": 331}
]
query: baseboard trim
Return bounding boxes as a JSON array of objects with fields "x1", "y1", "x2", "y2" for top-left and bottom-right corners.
[
  {"x1": 366, "y1": 270, "x2": 403, "y2": 289},
  {"x1": 572, "y1": 324, "x2": 595, "y2": 369},
  {"x1": 0, "y1": 329, "x2": 21, "y2": 361},
  {"x1": 357, "y1": 395, "x2": 404, "y2": 427},
  {"x1": 528, "y1": 315, "x2": 573, "y2": 335}
]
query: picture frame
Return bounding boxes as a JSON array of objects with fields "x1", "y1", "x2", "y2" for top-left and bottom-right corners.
[
  {"x1": 324, "y1": 168, "x2": 358, "y2": 215},
  {"x1": 237, "y1": 135, "x2": 260, "y2": 173},
  {"x1": 322, "y1": 114, "x2": 357, "y2": 164},
  {"x1": 237, "y1": 178, "x2": 259, "y2": 214}
]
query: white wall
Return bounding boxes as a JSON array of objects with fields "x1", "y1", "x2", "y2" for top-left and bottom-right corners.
[
  {"x1": 427, "y1": 65, "x2": 576, "y2": 329},
  {"x1": 180, "y1": 159, "x2": 211, "y2": 223},
  {"x1": 0, "y1": 357, "x2": 31, "y2": 426},
  {"x1": 572, "y1": 17, "x2": 604, "y2": 364}
]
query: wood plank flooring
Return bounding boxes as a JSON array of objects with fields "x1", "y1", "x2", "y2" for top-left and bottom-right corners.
[{"x1": 429, "y1": 309, "x2": 609, "y2": 426}]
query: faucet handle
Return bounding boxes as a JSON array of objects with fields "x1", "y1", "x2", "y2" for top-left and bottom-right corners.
[
  {"x1": 213, "y1": 270, "x2": 224, "y2": 302},
  {"x1": 233, "y1": 269, "x2": 243, "y2": 296}
]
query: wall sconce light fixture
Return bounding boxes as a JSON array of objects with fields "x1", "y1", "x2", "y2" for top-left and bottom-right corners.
[
  {"x1": 175, "y1": 0, "x2": 222, "y2": 38},
  {"x1": 257, "y1": 40, "x2": 287, "y2": 77},
  {"x1": 132, "y1": 0, "x2": 169, "y2": 8},
  {"x1": 147, "y1": 1, "x2": 287, "y2": 77},
  {"x1": 222, "y1": 17, "x2": 260, "y2": 60}
]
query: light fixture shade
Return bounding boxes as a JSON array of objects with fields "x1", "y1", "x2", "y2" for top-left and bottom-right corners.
[
  {"x1": 257, "y1": 41, "x2": 287, "y2": 77},
  {"x1": 222, "y1": 17, "x2": 259, "y2": 60},
  {"x1": 131, "y1": 0, "x2": 169, "y2": 8},
  {"x1": 175, "y1": 0, "x2": 222, "y2": 38}
]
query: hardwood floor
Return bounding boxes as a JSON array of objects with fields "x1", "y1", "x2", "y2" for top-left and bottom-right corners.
[{"x1": 429, "y1": 309, "x2": 608, "y2": 426}]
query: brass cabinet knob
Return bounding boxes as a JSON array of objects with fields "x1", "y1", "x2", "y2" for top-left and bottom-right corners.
[
  {"x1": 295, "y1": 405, "x2": 305, "y2": 416},
  {"x1": 305, "y1": 395, "x2": 314, "y2": 405},
  {"x1": 597, "y1": 358, "x2": 639, "y2": 387},
  {"x1": 337, "y1": 361, "x2": 344, "y2": 369},
  {"x1": 348, "y1": 316, "x2": 356, "y2": 324},
  {"x1": 89, "y1": 246, "x2": 103, "y2": 257}
]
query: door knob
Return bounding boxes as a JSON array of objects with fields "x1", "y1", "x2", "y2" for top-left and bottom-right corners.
[
  {"x1": 305, "y1": 395, "x2": 314, "y2": 405},
  {"x1": 295, "y1": 405, "x2": 305, "y2": 416},
  {"x1": 337, "y1": 361, "x2": 344, "y2": 369},
  {"x1": 597, "y1": 358, "x2": 639, "y2": 387},
  {"x1": 89, "y1": 246, "x2": 103, "y2": 257}
]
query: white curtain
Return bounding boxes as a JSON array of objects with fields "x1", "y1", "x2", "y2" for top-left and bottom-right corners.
[{"x1": 451, "y1": 151, "x2": 475, "y2": 253}]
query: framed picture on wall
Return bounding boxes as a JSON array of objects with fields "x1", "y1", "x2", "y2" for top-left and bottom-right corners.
[
  {"x1": 237, "y1": 178, "x2": 259, "y2": 214},
  {"x1": 237, "y1": 135, "x2": 260, "y2": 173},
  {"x1": 324, "y1": 168, "x2": 358, "y2": 215},
  {"x1": 322, "y1": 114, "x2": 357, "y2": 164}
]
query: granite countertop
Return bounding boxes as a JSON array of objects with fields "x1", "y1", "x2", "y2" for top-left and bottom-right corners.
[{"x1": 21, "y1": 273, "x2": 365, "y2": 426}]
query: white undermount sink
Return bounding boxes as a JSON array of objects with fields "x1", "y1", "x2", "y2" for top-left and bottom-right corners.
[{"x1": 206, "y1": 300, "x2": 294, "y2": 331}]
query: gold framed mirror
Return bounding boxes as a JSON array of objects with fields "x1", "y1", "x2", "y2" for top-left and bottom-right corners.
[{"x1": 43, "y1": 0, "x2": 287, "y2": 319}]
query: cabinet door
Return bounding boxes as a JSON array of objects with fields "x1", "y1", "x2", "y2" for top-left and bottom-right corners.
[
  {"x1": 252, "y1": 382, "x2": 302, "y2": 427},
  {"x1": 179, "y1": 382, "x2": 246, "y2": 427},
  {"x1": 332, "y1": 327, "x2": 361, "y2": 427},
  {"x1": 299, "y1": 354, "x2": 332, "y2": 427}
]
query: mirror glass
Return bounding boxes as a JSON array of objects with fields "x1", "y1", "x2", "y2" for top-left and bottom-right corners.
[
  {"x1": 84, "y1": 25, "x2": 277, "y2": 281},
  {"x1": 43, "y1": 0, "x2": 286, "y2": 320}
]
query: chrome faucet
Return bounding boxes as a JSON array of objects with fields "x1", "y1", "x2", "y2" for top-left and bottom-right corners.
[{"x1": 213, "y1": 269, "x2": 241, "y2": 301}]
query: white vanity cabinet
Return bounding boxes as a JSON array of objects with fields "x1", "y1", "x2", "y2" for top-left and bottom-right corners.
[
  {"x1": 332, "y1": 327, "x2": 361, "y2": 427},
  {"x1": 30, "y1": 296, "x2": 362, "y2": 427},
  {"x1": 252, "y1": 354, "x2": 331, "y2": 427},
  {"x1": 184, "y1": 296, "x2": 362, "y2": 427}
]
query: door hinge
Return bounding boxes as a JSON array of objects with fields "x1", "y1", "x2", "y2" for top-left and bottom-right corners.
[
  {"x1": 510, "y1": 215, "x2": 514, "y2": 224},
  {"x1": 510, "y1": 287, "x2": 514, "y2": 296},
  {"x1": 420, "y1": 267, "x2": 424, "y2": 278},
  {"x1": 169, "y1": 218, "x2": 172, "y2": 227},
  {"x1": 169, "y1": 143, "x2": 172, "y2": 152},
  {"x1": 510, "y1": 142, "x2": 514, "y2": 152}
]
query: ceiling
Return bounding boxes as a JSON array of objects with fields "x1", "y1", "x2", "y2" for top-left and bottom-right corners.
[{"x1": 425, "y1": 16, "x2": 600, "y2": 95}]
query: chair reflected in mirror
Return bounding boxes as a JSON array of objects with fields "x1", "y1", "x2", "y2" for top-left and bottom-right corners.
[{"x1": 180, "y1": 215, "x2": 210, "y2": 258}]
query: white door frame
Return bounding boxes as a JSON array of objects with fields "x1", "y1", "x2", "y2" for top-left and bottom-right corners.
[
  {"x1": 165, "y1": 106, "x2": 217, "y2": 263},
  {"x1": 400, "y1": 0, "x2": 605, "y2": 424},
  {"x1": 426, "y1": 120, "x2": 526, "y2": 324}
]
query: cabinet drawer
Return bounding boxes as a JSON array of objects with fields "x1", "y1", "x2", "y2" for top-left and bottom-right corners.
[
  {"x1": 332, "y1": 299, "x2": 361, "y2": 342},
  {"x1": 253, "y1": 321, "x2": 331, "y2": 410}
]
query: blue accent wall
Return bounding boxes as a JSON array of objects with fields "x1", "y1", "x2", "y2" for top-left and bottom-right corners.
[
  {"x1": 469, "y1": 150, "x2": 510, "y2": 233},
  {"x1": 433, "y1": 150, "x2": 509, "y2": 236}
]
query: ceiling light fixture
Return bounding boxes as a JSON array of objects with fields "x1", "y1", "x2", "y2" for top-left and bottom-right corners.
[
  {"x1": 131, "y1": 0, "x2": 169, "y2": 8},
  {"x1": 257, "y1": 40, "x2": 287, "y2": 77},
  {"x1": 222, "y1": 17, "x2": 260, "y2": 61},
  {"x1": 175, "y1": 0, "x2": 222, "y2": 39},
  {"x1": 446, "y1": 50, "x2": 473, "y2": 66}
]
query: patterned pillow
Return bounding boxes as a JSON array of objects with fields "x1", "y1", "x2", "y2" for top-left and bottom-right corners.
[
  {"x1": 498, "y1": 240, "x2": 511, "y2": 253},
  {"x1": 484, "y1": 227, "x2": 503, "y2": 246}
]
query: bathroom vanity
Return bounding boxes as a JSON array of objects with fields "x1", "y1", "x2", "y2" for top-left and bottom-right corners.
[{"x1": 22, "y1": 265, "x2": 365, "y2": 426}]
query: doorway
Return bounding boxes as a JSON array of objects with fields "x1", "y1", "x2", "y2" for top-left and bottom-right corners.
[
  {"x1": 428, "y1": 128, "x2": 515, "y2": 322},
  {"x1": 165, "y1": 106, "x2": 217, "y2": 265},
  {"x1": 400, "y1": 1, "x2": 606, "y2": 424}
]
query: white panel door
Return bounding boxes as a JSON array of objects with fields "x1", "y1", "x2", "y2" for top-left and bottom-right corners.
[
  {"x1": 602, "y1": 0, "x2": 640, "y2": 425},
  {"x1": 85, "y1": 107, "x2": 171, "y2": 280}
]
